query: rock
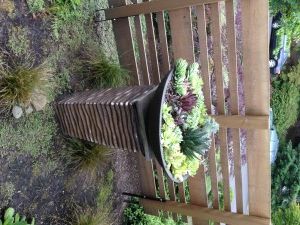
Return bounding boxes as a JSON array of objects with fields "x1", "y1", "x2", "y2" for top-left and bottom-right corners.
[
  {"x1": 12, "y1": 106, "x2": 23, "y2": 119},
  {"x1": 31, "y1": 94, "x2": 47, "y2": 111},
  {"x1": 25, "y1": 106, "x2": 34, "y2": 114}
]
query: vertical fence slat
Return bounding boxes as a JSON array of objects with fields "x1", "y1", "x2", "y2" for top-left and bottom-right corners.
[
  {"x1": 155, "y1": 160, "x2": 169, "y2": 218},
  {"x1": 138, "y1": 152, "x2": 159, "y2": 216},
  {"x1": 225, "y1": 0, "x2": 244, "y2": 214},
  {"x1": 241, "y1": 0, "x2": 270, "y2": 219},
  {"x1": 188, "y1": 165, "x2": 209, "y2": 225},
  {"x1": 196, "y1": 5, "x2": 220, "y2": 223},
  {"x1": 168, "y1": 178, "x2": 178, "y2": 221},
  {"x1": 108, "y1": 0, "x2": 139, "y2": 85},
  {"x1": 143, "y1": 0, "x2": 161, "y2": 84},
  {"x1": 210, "y1": 2, "x2": 231, "y2": 213},
  {"x1": 169, "y1": 7, "x2": 195, "y2": 223},
  {"x1": 134, "y1": 14, "x2": 151, "y2": 85},
  {"x1": 156, "y1": 11, "x2": 170, "y2": 76}
]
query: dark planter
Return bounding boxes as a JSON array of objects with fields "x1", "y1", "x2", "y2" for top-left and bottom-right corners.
[{"x1": 147, "y1": 70, "x2": 189, "y2": 183}]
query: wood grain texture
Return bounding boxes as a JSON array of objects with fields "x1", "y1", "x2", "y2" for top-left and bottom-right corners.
[
  {"x1": 212, "y1": 115, "x2": 269, "y2": 129},
  {"x1": 210, "y1": 2, "x2": 231, "y2": 213},
  {"x1": 156, "y1": 11, "x2": 170, "y2": 76},
  {"x1": 167, "y1": 178, "x2": 178, "y2": 221},
  {"x1": 241, "y1": 0, "x2": 270, "y2": 219},
  {"x1": 139, "y1": 199, "x2": 271, "y2": 225},
  {"x1": 155, "y1": 160, "x2": 168, "y2": 218},
  {"x1": 188, "y1": 165, "x2": 209, "y2": 225},
  {"x1": 105, "y1": 0, "x2": 224, "y2": 20}
]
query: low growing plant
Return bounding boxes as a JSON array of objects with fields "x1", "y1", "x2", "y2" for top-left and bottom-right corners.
[
  {"x1": 79, "y1": 46, "x2": 129, "y2": 89},
  {"x1": 0, "y1": 207, "x2": 34, "y2": 225},
  {"x1": 65, "y1": 137, "x2": 113, "y2": 183}
]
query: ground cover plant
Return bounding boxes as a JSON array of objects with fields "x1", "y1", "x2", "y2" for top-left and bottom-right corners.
[
  {"x1": 0, "y1": 207, "x2": 35, "y2": 225},
  {"x1": 272, "y1": 202, "x2": 300, "y2": 225},
  {"x1": 162, "y1": 59, "x2": 218, "y2": 181}
]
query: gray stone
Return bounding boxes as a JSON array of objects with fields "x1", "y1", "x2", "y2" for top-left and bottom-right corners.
[{"x1": 12, "y1": 106, "x2": 23, "y2": 119}]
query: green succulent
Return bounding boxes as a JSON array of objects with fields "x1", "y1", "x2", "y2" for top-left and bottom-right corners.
[
  {"x1": 0, "y1": 208, "x2": 34, "y2": 225},
  {"x1": 181, "y1": 128, "x2": 211, "y2": 160},
  {"x1": 186, "y1": 63, "x2": 203, "y2": 95},
  {"x1": 174, "y1": 59, "x2": 188, "y2": 96}
]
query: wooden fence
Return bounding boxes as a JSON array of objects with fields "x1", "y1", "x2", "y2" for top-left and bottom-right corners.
[{"x1": 104, "y1": 0, "x2": 270, "y2": 224}]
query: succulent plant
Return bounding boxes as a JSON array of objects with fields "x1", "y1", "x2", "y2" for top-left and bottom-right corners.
[
  {"x1": 181, "y1": 128, "x2": 211, "y2": 160},
  {"x1": 174, "y1": 59, "x2": 188, "y2": 96},
  {"x1": 179, "y1": 90, "x2": 198, "y2": 112},
  {"x1": 0, "y1": 207, "x2": 35, "y2": 225}
]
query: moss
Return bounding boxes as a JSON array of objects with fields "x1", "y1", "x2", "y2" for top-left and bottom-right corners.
[{"x1": 0, "y1": 1, "x2": 15, "y2": 13}]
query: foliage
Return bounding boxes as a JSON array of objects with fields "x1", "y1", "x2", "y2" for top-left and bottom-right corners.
[
  {"x1": 72, "y1": 170, "x2": 115, "y2": 225},
  {"x1": 0, "y1": 0, "x2": 15, "y2": 13},
  {"x1": 0, "y1": 207, "x2": 34, "y2": 225},
  {"x1": 26, "y1": 0, "x2": 45, "y2": 13},
  {"x1": 269, "y1": 0, "x2": 300, "y2": 42},
  {"x1": 181, "y1": 127, "x2": 211, "y2": 160},
  {"x1": 272, "y1": 202, "x2": 300, "y2": 225},
  {"x1": 161, "y1": 59, "x2": 219, "y2": 181},
  {"x1": 79, "y1": 46, "x2": 129, "y2": 89},
  {"x1": 271, "y1": 64, "x2": 300, "y2": 139},
  {"x1": 0, "y1": 61, "x2": 52, "y2": 109},
  {"x1": 8, "y1": 26, "x2": 30, "y2": 56},
  {"x1": 65, "y1": 137, "x2": 113, "y2": 183},
  {"x1": 271, "y1": 142, "x2": 300, "y2": 212},
  {"x1": 0, "y1": 107, "x2": 56, "y2": 159},
  {"x1": 123, "y1": 202, "x2": 185, "y2": 225},
  {"x1": 52, "y1": 67, "x2": 72, "y2": 94}
]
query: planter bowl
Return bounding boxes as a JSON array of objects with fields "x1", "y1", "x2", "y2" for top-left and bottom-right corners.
[{"x1": 147, "y1": 70, "x2": 189, "y2": 183}]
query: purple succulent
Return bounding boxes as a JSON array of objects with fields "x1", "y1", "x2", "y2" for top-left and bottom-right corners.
[{"x1": 179, "y1": 91, "x2": 198, "y2": 112}]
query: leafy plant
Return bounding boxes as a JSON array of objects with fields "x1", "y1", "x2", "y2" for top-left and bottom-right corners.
[
  {"x1": 26, "y1": 0, "x2": 45, "y2": 13},
  {"x1": 271, "y1": 63, "x2": 300, "y2": 140},
  {"x1": 65, "y1": 137, "x2": 113, "y2": 183},
  {"x1": 79, "y1": 46, "x2": 129, "y2": 89},
  {"x1": 8, "y1": 26, "x2": 30, "y2": 57},
  {"x1": 271, "y1": 142, "x2": 300, "y2": 212},
  {"x1": 272, "y1": 202, "x2": 300, "y2": 225},
  {"x1": 0, "y1": 207, "x2": 35, "y2": 225}
]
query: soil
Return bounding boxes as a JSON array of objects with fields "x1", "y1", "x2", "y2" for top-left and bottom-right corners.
[{"x1": 0, "y1": 1, "x2": 141, "y2": 224}]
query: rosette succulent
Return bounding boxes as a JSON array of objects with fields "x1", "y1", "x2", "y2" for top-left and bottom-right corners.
[{"x1": 161, "y1": 58, "x2": 219, "y2": 181}]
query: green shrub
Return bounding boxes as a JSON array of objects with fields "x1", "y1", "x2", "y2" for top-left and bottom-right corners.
[
  {"x1": 271, "y1": 64, "x2": 300, "y2": 139},
  {"x1": 0, "y1": 207, "x2": 34, "y2": 225},
  {"x1": 272, "y1": 202, "x2": 300, "y2": 225},
  {"x1": 65, "y1": 137, "x2": 113, "y2": 183},
  {"x1": 269, "y1": 0, "x2": 300, "y2": 41},
  {"x1": 271, "y1": 142, "x2": 300, "y2": 212},
  {"x1": 79, "y1": 46, "x2": 129, "y2": 89}
]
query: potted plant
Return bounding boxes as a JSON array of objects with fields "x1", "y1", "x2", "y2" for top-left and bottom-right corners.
[{"x1": 147, "y1": 59, "x2": 219, "y2": 183}]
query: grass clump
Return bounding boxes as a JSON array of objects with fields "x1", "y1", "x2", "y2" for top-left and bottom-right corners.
[
  {"x1": 65, "y1": 137, "x2": 113, "y2": 183},
  {"x1": 79, "y1": 46, "x2": 129, "y2": 88},
  {"x1": 71, "y1": 169, "x2": 115, "y2": 225},
  {"x1": 271, "y1": 63, "x2": 300, "y2": 140}
]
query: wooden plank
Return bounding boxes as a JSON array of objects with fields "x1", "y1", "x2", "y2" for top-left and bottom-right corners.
[
  {"x1": 224, "y1": 0, "x2": 243, "y2": 213},
  {"x1": 169, "y1": 7, "x2": 195, "y2": 223},
  {"x1": 132, "y1": 0, "x2": 151, "y2": 86},
  {"x1": 241, "y1": 0, "x2": 270, "y2": 219},
  {"x1": 137, "y1": 152, "x2": 158, "y2": 216},
  {"x1": 155, "y1": 160, "x2": 168, "y2": 218},
  {"x1": 196, "y1": 4, "x2": 220, "y2": 216},
  {"x1": 143, "y1": 0, "x2": 161, "y2": 85},
  {"x1": 156, "y1": 11, "x2": 170, "y2": 76},
  {"x1": 108, "y1": 0, "x2": 139, "y2": 85},
  {"x1": 212, "y1": 115, "x2": 269, "y2": 129},
  {"x1": 210, "y1": 2, "x2": 231, "y2": 213},
  {"x1": 167, "y1": 178, "x2": 178, "y2": 221},
  {"x1": 105, "y1": 0, "x2": 224, "y2": 20},
  {"x1": 188, "y1": 165, "x2": 209, "y2": 225},
  {"x1": 139, "y1": 199, "x2": 271, "y2": 225}
]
